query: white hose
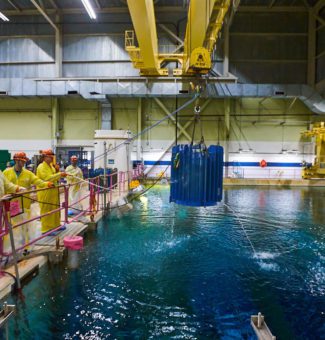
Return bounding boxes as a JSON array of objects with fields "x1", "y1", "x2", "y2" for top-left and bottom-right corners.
[{"x1": 66, "y1": 174, "x2": 115, "y2": 191}]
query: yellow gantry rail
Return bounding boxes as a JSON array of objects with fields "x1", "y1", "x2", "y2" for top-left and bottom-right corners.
[
  {"x1": 125, "y1": 0, "x2": 167, "y2": 76},
  {"x1": 125, "y1": 0, "x2": 231, "y2": 77}
]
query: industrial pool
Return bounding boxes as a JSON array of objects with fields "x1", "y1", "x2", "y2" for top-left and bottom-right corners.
[{"x1": 5, "y1": 186, "x2": 325, "y2": 339}]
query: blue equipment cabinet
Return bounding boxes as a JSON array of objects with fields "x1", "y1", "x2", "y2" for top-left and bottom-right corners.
[{"x1": 170, "y1": 144, "x2": 223, "y2": 206}]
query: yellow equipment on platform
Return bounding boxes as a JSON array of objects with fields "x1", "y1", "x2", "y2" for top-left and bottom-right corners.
[
  {"x1": 301, "y1": 122, "x2": 325, "y2": 179},
  {"x1": 129, "y1": 180, "x2": 140, "y2": 190},
  {"x1": 125, "y1": 0, "x2": 230, "y2": 77}
]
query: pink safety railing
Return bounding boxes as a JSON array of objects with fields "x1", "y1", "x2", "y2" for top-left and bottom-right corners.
[
  {"x1": 0, "y1": 180, "x2": 96, "y2": 260},
  {"x1": 99, "y1": 165, "x2": 144, "y2": 208},
  {"x1": 132, "y1": 164, "x2": 144, "y2": 179},
  {"x1": 0, "y1": 166, "x2": 144, "y2": 266},
  {"x1": 97, "y1": 170, "x2": 118, "y2": 208}
]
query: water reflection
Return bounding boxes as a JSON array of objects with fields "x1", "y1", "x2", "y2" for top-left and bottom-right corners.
[{"x1": 5, "y1": 186, "x2": 325, "y2": 339}]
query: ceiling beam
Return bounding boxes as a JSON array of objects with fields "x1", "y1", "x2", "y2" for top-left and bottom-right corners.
[
  {"x1": 94, "y1": 0, "x2": 102, "y2": 9},
  {"x1": 301, "y1": 0, "x2": 311, "y2": 8},
  {"x1": 304, "y1": 0, "x2": 325, "y2": 27},
  {"x1": 2, "y1": 6, "x2": 187, "y2": 16},
  {"x1": 158, "y1": 23, "x2": 184, "y2": 54},
  {"x1": 314, "y1": 0, "x2": 324, "y2": 12},
  {"x1": 38, "y1": 0, "x2": 45, "y2": 9},
  {"x1": 29, "y1": 0, "x2": 58, "y2": 31},
  {"x1": 158, "y1": 23, "x2": 183, "y2": 45},
  {"x1": 7, "y1": 0, "x2": 20, "y2": 11},
  {"x1": 238, "y1": 6, "x2": 307, "y2": 12},
  {"x1": 48, "y1": 0, "x2": 59, "y2": 10}
]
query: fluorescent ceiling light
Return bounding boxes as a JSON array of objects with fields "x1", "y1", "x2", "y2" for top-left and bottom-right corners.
[
  {"x1": 81, "y1": 0, "x2": 96, "y2": 19},
  {"x1": 0, "y1": 12, "x2": 9, "y2": 22}
]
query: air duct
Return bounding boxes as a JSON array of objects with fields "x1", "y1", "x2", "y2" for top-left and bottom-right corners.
[{"x1": 101, "y1": 101, "x2": 112, "y2": 130}]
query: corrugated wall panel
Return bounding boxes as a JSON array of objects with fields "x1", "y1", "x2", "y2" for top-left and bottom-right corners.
[
  {"x1": 0, "y1": 64, "x2": 56, "y2": 78},
  {"x1": 230, "y1": 62, "x2": 306, "y2": 83},
  {"x1": 316, "y1": 57, "x2": 325, "y2": 85},
  {"x1": 63, "y1": 35, "x2": 129, "y2": 61},
  {"x1": 63, "y1": 63, "x2": 138, "y2": 77},
  {"x1": 316, "y1": 26, "x2": 325, "y2": 84},
  {"x1": 229, "y1": 11, "x2": 308, "y2": 84},
  {"x1": 230, "y1": 35, "x2": 307, "y2": 60},
  {"x1": 0, "y1": 17, "x2": 53, "y2": 36},
  {"x1": 231, "y1": 12, "x2": 308, "y2": 33},
  {"x1": 0, "y1": 38, "x2": 54, "y2": 62}
]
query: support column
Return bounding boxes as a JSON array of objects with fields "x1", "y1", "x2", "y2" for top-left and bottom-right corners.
[
  {"x1": 101, "y1": 101, "x2": 112, "y2": 130},
  {"x1": 137, "y1": 98, "x2": 142, "y2": 161},
  {"x1": 224, "y1": 98, "x2": 231, "y2": 178},
  {"x1": 223, "y1": 16, "x2": 230, "y2": 77},
  {"x1": 307, "y1": 9, "x2": 316, "y2": 87},
  {"x1": 51, "y1": 98, "x2": 59, "y2": 150},
  {"x1": 55, "y1": 15, "x2": 62, "y2": 78}
]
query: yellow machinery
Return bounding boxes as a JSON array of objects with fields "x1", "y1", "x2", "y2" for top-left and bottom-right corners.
[
  {"x1": 301, "y1": 122, "x2": 325, "y2": 179},
  {"x1": 125, "y1": 0, "x2": 231, "y2": 76}
]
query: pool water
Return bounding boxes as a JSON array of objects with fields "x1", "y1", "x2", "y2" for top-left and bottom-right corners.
[{"x1": 4, "y1": 186, "x2": 325, "y2": 339}]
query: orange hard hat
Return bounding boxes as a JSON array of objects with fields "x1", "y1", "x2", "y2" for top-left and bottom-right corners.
[
  {"x1": 13, "y1": 152, "x2": 29, "y2": 162},
  {"x1": 70, "y1": 155, "x2": 78, "y2": 161},
  {"x1": 41, "y1": 149, "x2": 55, "y2": 156}
]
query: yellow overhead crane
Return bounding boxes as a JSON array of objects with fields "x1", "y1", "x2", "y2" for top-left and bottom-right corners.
[
  {"x1": 301, "y1": 122, "x2": 325, "y2": 179},
  {"x1": 125, "y1": 0, "x2": 231, "y2": 76}
]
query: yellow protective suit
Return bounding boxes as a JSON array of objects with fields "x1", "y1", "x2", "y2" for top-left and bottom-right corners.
[
  {"x1": 66, "y1": 165, "x2": 84, "y2": 213},
  {"x1": 0, "y1": 170, "x2": 20, "y2": 253},
  {"x1": 3, "y1": 167, "x2": 48, "y2": 251},
  {"x1": 0, "y1": 170, "x2": 19, "y2": 197},
  {"x1": 36, "y1": 162, "x2": 61, "y2": 233}
]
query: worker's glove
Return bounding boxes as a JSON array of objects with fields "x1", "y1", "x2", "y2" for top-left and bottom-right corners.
[
  {"x1": 47, "y1": 182, "x2": 54, "y2": 188},
  {"x1": 60, "y1": 172, "x2": 67, "y2": 178},
  {"x1": 1, "y1": 194, "x2": 13, "y2": 200}
]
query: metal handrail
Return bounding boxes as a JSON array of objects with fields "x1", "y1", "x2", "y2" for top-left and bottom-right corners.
[{"x1": 0, "y1": 168, "x2": 144, "y2": 262}]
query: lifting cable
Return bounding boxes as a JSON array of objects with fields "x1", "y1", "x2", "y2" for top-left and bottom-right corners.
[
  {"x1": 8, "y1": 94, "x2": 199, "y2": 214},
  {"x1": 19, "y1": 166, "x2": 170, "y2": 213},
  {"x1": 223, "y1": 203, "x2": 256, "y2": 255},
  {"x1": 190, "y1": 104, "x2": 206, "y2": 148},
  {"x1": 93, "y1": 94, "x2": 200, "y2": 164}
]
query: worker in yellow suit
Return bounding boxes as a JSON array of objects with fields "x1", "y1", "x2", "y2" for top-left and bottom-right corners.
[
  {"x1": 0, "y1": 169, "x2": 25, "y2": 255},
  {"x1": 66, "y1": 155, "x2": 84, "y2": 215},
  {"x1": 36, "y1": 149, "x2": 67, "y2": 234},
  {"x1": 0, "y1": 170, "x2": 21, "y2": 198},
  {"x1": 3, "y1": 152, "x2": 53, "y2": 253}
]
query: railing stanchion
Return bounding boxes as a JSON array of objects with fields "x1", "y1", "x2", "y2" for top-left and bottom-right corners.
[
  {"x1": 64, "y1": 185, "x2": 69, "y2": 224},
  {"x1": 3, "y1": 200, "x2": 21, "y2": 290}
]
